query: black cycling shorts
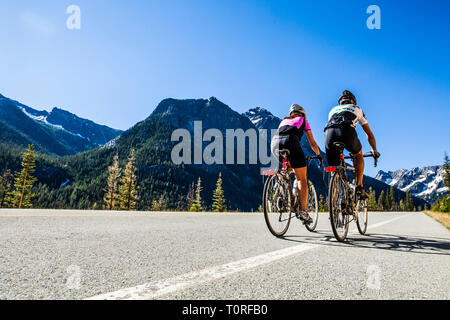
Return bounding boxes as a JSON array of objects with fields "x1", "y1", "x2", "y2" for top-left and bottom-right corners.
[
  {"x1": 325, "y1": 126, "x2": 362, "y2": 166},
  {"x1": 271, "y1": 134, "x2": 307, "y2": 169}
]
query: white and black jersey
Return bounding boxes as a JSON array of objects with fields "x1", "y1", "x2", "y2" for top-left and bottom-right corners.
[{"x1": 324, "y1": 104, "x2": 368, "y2": 131}]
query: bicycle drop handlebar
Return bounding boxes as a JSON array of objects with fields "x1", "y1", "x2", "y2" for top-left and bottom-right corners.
[
  {"x1": 344, "y1": 152, "x2": 379, "y2": 167},
  {"x1": 306, "y1": 155, "x2": 324, "y2": 168}
]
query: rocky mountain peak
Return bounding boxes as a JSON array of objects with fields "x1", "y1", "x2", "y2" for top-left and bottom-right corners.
[{"x1": 375, "y1": 165, "x2": 449, "y2": 202}]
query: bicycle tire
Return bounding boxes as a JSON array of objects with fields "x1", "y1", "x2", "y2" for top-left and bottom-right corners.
[
  {"x1": 305, "y1": 180, "x2": 319, "y2": 232},
  {"x1": 328, "y1": 172, "x2": 349, "y2": 242},
  {"x1": 263, "y1": 174, "x2": 292, "y2": 237},
  {"x1": 356, "y1": 199, "x2": 368, "y2": 235}
]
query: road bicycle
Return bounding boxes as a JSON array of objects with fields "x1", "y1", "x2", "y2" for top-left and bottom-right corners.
[
  {"x1": 325, "y1": 142, "x2": 378, "y2": 242},
  {"x1": 263, "y1": 149, "x2": 322, "y2": 237}
]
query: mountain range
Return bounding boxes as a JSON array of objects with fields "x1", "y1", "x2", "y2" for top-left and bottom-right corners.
[
  {"x1": 0, "y1": 94, "x2": 429, "y2": 210},
  {"x1": 375, "y1": 166, "x2": 449, "y2": 202},
  {"x1": 0, "y1": 93, "x2": 122, "y2": 156}
]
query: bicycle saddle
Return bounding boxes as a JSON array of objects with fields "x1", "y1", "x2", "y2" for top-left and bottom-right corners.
[
  {"x1": 276, "y1": 149, "x2": 290, "y2": 158},
  {"x1": 333, "y1": 142, "x2": 346, "y2": 150}
]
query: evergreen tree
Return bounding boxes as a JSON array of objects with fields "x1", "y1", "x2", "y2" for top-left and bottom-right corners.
[
  {"x1": 0, "y1": 170, "x2": 14, "y2": 208},
  {"x1": 430, "y1": 154, "x2": 450, "y2": 213},
  {"x1": 318, "y1": 194, "x2": 329, "y2": 212},
  {"x1": 118, "y1": 149, "x2": 139, "y2": 211},
  {"x1": 186, "y1": 182, "x2": 195, "y2": 211},
  {"x1": 151, "y1": 195, "x2": 167, "y2": 211},
  {"x1": 189, "y1": 177, "x2": 204, "y2": 212},
  {"x1": 367, "y1": 187, "x2": 377, "y2": 211},
  {"x1": 444, "y1": 153, "x2": 450, "y2": 189},
  {"x1": 388, "y1": 186, "x2": 396, "y2": 211},
  {"x1": 405, "y1": 191, "x2": 414, "y2": 211},
  {"x1": 377, "y1": 190, "x2": 386, "y2": 211},
  {"x1": 103, "y1": 154, "x2": 121, "y2": 210},
  {"x1": 8, "y1": 145, "x2": 37, "y2": 209},
  {"x1": 212, "y1": 173, "x2": 226, "y2": 212},
  {"x1": 398, "y1": 199, "x2": 406, "y2": 211}
]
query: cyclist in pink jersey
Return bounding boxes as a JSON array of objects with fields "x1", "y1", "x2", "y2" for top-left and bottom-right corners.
[{"x1": 271, "y1": 104, "x2": 323, "y2": 224}]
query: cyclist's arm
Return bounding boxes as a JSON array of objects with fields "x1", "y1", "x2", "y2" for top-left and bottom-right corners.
[
  {"x1": 361, "y1": 123, "x2": 377, "y2": 153},
  {"x1": 305, "y1": 130, "x2": 321, "y2": 156}
]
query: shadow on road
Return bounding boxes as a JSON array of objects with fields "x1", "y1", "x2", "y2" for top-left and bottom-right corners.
[{"x1": 281, "y1": 232, "x2": 450, "y2": 256}]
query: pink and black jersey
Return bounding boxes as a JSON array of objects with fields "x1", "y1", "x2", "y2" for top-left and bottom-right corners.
[{"x1": 276, "y1": 116, "x2": 311, "y2": 140}]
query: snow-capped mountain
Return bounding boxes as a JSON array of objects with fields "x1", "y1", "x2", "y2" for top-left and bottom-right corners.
[
  {"x1": 375, "y1": 166, "x2": 449, "y2": 202},
  {"x1": 243, "y1": 107, "x2": 281, "y2": 130},
  {"x1": 0, "y1": 93, "x2": 122, "y2": 155},
  {"x1": 15, "y1": 100, "x2": 122, "y2": 146}
]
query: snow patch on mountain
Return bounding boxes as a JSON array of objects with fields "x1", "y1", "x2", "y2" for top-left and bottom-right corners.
[
  {"x1": 18, "y1": 105, "x2": 87, "y2": 138},
  {"x1": 100, "y1": 136, "x2": 120, "y2": 150},
  {"x1": 243, "y1": 107, "x2": 281, "y2": 130},
  {"x1": 375, "y1": 165, "x2": 449, "y2": 202}
]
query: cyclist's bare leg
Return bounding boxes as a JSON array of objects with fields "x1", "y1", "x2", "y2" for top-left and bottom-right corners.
[
  {"x1": 293, "y1": 167, "x2": 308, "y2": 212},
  {"x1": 353, "y1": 150, "x2": 365, "y2": 187}
]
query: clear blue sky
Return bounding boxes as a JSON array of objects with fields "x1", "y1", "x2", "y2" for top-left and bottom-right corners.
[{"x1": 0, "y1": 0, "x2": 449, "y2": 176}]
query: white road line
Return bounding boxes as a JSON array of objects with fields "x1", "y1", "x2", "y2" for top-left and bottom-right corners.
[
  {"x1": 85, "y1": 213, "x2": 412, "y2": 300},
  {"x1": 350, "y1": 213, "x2": 413, "y2": 234},
  {"x1": 86, "y1": 243, "x2": 319, "y2": 300}
]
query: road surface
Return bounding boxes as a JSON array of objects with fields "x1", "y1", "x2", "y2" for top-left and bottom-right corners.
[{"x1": 0, "y1": 210, "x2": 448, "y2": 300}]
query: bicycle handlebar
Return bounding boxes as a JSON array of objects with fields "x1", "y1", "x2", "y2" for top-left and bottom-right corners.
[
  {"x1": 306, "y1": 155, "x2": 324, "y2": 168},
  {"x1": 344, "y1": 152, "x2": 379, "y2": 167}
]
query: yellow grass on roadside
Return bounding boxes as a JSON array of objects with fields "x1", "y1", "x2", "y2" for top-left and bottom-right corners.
[{"x1": 424, "y1": 210, "x2": 450, "y2": 230}]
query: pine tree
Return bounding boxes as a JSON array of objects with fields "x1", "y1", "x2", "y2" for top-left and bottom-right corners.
[
  {"x1": 388, "y1": 186, "x2": 396, "y2": 211},
  {"x1": 377, "y1": 190, "x2": 386, "y2": 211},
  {"x1": 405, "y1": 191, "x2": 414, "y2": 211},
  {"x1": 398, "y1": 199, "x2": 406, "y2": 211},
  {"x1": 444, "y1": 153, "x2": 450, "y2": 189},
  {"x1": 103, "y1": 154, "x2": 121, "y2": 210},
  {"x1": 367, "y1": 187, "x2": 377, "y2": 211},
  {"x1": 118, "y1": 149, "x2": 139, "y2": 211},
  {"x1": 0, "y1": 170, "x2": 14, "y2": 208},
  {"x1": 151, "y1": 195, "x2": 167, "y2": 211},
  {"x1": 212, "y1": 172, "x2": 226, "y2": 212},
  {"x1": 186, "y1": 182, "x2": 195, "y2": 211},
  {"x1": 189, "y1": 177, "x2": 203, "y2": 212},
  {"x1": 8, "y1": 145, "x2": 37, "y2": 209},
  {"x1": 318, "y1": 194, "x2": 329, "y2": 212}
]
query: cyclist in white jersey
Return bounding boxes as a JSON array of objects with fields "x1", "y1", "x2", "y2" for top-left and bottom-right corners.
[{"x1": 324, "y1": 90, "x2": 380, "y2": 198}]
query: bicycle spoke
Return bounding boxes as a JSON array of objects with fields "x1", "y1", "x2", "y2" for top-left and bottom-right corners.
[
  {"x1": 263, "y1": 174, "x2": 292, "y2": 237},
  {"x1": 329, "y1": 173, "x2": 349, "y2": 241}
]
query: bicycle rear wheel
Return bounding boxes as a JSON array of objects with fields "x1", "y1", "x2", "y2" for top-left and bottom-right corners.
[
  {"x1": 305, "y1": 180, "x2": 319, "y2": 232},
  {"x1": 328, "y1": 172, "x2": 349, "y2": 242},
  {"x1": 356, "y1": 199, "x2": 368, "y2": 235},
  {"x1": 263, "y1": 174, "x2": 292, "y2": 237}
]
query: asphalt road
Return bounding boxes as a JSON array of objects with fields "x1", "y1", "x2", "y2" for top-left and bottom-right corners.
[{"x1": 0, "y1": 209, "x2": 448, "y2": 300}]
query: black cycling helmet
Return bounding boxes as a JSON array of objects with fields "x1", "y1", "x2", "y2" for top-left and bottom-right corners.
[
  {"x1": 338, "y1": 90, "x2": 357, "y2": 105},
  {"x1": 289, "y1": 104, "x2": 306, "y2": 118}
]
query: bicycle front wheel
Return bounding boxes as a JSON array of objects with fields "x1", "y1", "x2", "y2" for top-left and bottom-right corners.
[
  {"x1": 328, "y1": 172, "x2": 349, "y2": 242},
  {"x1": 356, "y1": 198, "x2": 368, "y2": 235},
  {"x1": 305, "y1": 180, "x2": 319, "y2": 232},
  {"x1": 263, "y1": 174, "x2": 292, "y2": 237}
]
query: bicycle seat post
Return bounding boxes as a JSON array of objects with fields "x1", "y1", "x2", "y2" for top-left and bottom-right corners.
[{"x1": 278, "y1": 149, "x2": 290, "y2": 171}]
